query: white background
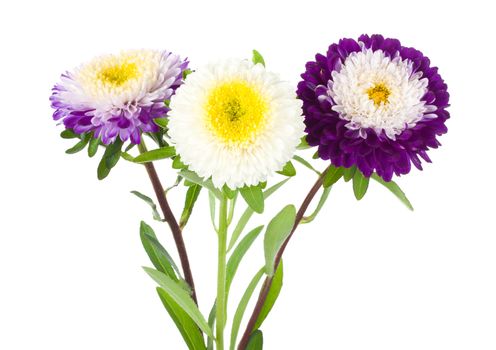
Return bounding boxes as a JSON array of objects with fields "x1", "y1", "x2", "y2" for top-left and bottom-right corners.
[{"x1": 1, "y1": 0, "x2": 495, "y2": 349}]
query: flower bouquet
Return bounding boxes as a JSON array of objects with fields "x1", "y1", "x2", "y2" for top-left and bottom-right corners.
[{"x1": 50, "y1": 34, "x2": 449, "y2": 349}]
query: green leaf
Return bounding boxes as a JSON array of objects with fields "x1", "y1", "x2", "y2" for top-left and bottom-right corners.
[
  {"x1": 240, "y1": 185, "x2": 264, "y2": 214},
  {"x1": 276, "y1": 161, "x2": 296, "y2": 177},
  {"x1": 207, "y1": 301, "x2": 216, "y2": 350},
  {"x1": 323, "y1": 165, "x2": 344, "y2": 188},
  {"x1": 352, "y1": 170, "x2": 370, "y2": 200},
  {"x1": 87, "y1": 136, "x2": 100, "y2": 157},
  {"x1": 263, "y1": 205, "x2": 296, "y2": 276},
  {"x1": 173, "y1": 155, "x2": 187, "y2": 169},
  {"x1": 208, "y1": 191, "x2": 218, "y2": 232},
  {"x1": 131, "y1": 191, "x2": 162, "y2": 222},
  {"x1": 252, "y1": 50, "x2": 265, "y2": 66},
  {"x1": 121, "y1": 151, "x2": 135, "y2": 162},
  {"x1": 65, "y1": 133, "x2": 90, "y2": 154},
  {"x1": 226, "y1": 226, "x2": 264, "y2": 295},
  {"x1": 301, "y1": 187, "x2": 332, "y2": 224},
  {"x1": 343, "y1": 166, "x2": 356, "y2": 182},
  {"x1": 183, "y1": 68, "x2": 193, "y2": 79},
  {"x1": 246, "y1": 330, "x2": 264, "y2": 350},
  {"x1": 371, "y1": 173, "x2": 414, "y2": 211},
  {"x1": 180, "y1": 184, "x2": 202, "y2": 229},
  {"x1": 229, "y1": 268, "x2": 265, "y2": 350},
  {"x1": 292, "y1": 155, "x2": 320, "y2": 176},
  {"x1": 179, "y1": 170, "x2": 223, "y2": 200},
  {"x1": 133, "y1": 146, "x2": 176, "y2": 164},
  {"x1": 104, "y1": 139, "x2": 123, "y2": 169},
  {"x1": 156, "y1": 287, "x2": 206, "y2": 350},
  {"x1": 154, "y1": 118, "x2": 169, "y2": 129},
  {"x1": 140, "y1": 221, "x2": 180, "y2": 279},
  {"x1": 228, "y1": 178, "x2": 289, "y2": 251},
  {"x1": 60, "y1": 129, "x2": 77, "y2": 139},
  {"x1": 97, "y1": 141, "x2": 122, "y2": 180},
  {"x1": 223, "y1": 185, "x2": 237, "y2": 199},
  {"x1": 254, "y1": 261, "x2": 283, "y2": 330},
  {"x1": 296, "y1": 136, "x2": 311, "y2": 150},
  {"x1": 143, "y1": 267, "x2": 214, "y2": 339}
]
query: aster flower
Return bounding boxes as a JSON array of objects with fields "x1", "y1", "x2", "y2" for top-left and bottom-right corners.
[
  {"x1": 50, "y1": 50, "x2": 188, "y2": 144},
  {"x1": 297, "y1": 34, "x2": 450, "y2": 181},
  {"x1": 168, "y1": 58, "x2": 305, "y2": 189}
]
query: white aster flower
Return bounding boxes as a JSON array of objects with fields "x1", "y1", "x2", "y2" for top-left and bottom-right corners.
[
  {"x1": 328, "y1": 48, "x2": 435, "y2": 140},
  {"x1": 168, "y1": 59, "x2": 304, "y2": 189}
]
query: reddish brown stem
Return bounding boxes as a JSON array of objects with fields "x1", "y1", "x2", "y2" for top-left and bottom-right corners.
[
  {"x1": 237, "y1": 166, "x2": 330, "y2": 349},
  {"x1": 143, "y1": 161, "x2": 198, "y2": 305}
]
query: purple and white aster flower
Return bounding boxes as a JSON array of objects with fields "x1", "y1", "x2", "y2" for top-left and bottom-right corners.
[
  {"x1": 50, "y1": 50, "x2": 188, "y2": 144},
  {"x1": 297, "y1": 34, "x2": 450, "y2": 181}
]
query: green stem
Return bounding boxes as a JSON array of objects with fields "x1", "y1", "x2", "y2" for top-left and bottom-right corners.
[{"x1": 216, "y1": 194, "x2": 229, "y2": 350}]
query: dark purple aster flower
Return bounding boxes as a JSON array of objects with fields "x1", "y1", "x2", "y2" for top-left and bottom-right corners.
[
  {"x1": 50, "y1": 50, "x2": 188, "y2": 144},
  {"x1": 297, "y1": 34, "x2": 449, "y2": 181}
]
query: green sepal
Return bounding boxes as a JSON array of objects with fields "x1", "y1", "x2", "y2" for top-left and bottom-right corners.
[
  {"x1": 97, "y1": 139, "x2": 122, "y2": 180},
  {"x1": 65, "y1": 133, "x2": 90, "y2": 154},
  {"x1": 296, "y1": 136, "x2": 311, "y2": 150},
  {"x1": 343, "y1": 166, "x2": 357, "y2": 182},
  {"x1": 154, "y1": 117, "x2": 169, "y2": 129},
  {"x1": 371, "y1": 173, "x2": 414, "y2": 210},
  {"x1": 60, "y1": 129, "x2": 77, "y2": 139},
  {"x1": 223, "y1": 185, "x2": 237, "y2": 199},
  {"x1": 173, "y1": 155, "x2": 187, "y2": 169},
  {"x1": 87, "y1": 136, "x2": 100, "y2": 158}
]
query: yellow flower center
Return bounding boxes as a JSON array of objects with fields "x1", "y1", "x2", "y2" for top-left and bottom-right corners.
[
  {"x1": 367, "y1": 83, "x2": 391, "y2": 106},
  {"x1": 205, "y1": 80, "x2": 268, "y2": 145},
  {"x1": 98, "y1": 61, "x2": 138, "y2": 86}
]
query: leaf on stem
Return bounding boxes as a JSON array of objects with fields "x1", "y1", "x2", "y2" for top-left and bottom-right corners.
[
  {"x1": 240, "y1": 185, "x2": 264, "y2": 214},
  {"x1": 371, "y1": 173, "x2": 414, "y2": 210},
  {"x1": 87, "y1": 136, "x2": 100, "y2": 157},
  {"x1": 156, "y1": 287, "x2": 206, "y2": 350},
  {"x1": 301, "y1": 186, "x2": 332, "y2": 224},
  {"x1": 263, "y1": 205, "x2": 295, "y2": 276},
  {"x1": 133, "y1": 146, "x2": 176, "y2": 164},
  {"x1": 246, "y1": 330, "x2": 264, "y2": 350},
  {"x1": 179, "y1": 170, "x2": 223, "y2": 199},
  {"x1": 352, "y1": 170, "x2": 370, "y2": 200},
  {"x1": 131, "y1": 191, "x2": 162, "y2": 222},
  {"x1": 65, "y1": 133, "x2": 90, "y2": 154},
  {"x1": 343, "y1": 166, "x2": 356, "y2": 182},
  {"x1": 229, "y1": 268, "x2": 265, "y2": 350},
  {"x1": 323, "y1": 165, "x2": 344, "y2": 188},
  {"x1": 252, "y1": 50, "x2": 265, "y2": 67},
  {"x1": 180, "y1": 184, "x2": 202, "y2": 229},
  {"x1": 143, "y1": 267, "x2": 214, "y2": 339},
  {"x1": 254, "y1": 261, "x2": 283, "y2": 331}
]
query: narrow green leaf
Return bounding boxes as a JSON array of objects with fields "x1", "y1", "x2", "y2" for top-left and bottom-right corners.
[
  {"x1": 179, "y1": 170, "x2": 223, "y2": 200},
  {"x1": 87, "y1": 136, "x2": 100, "y2": 157},
  {"x1": 264, "y1": 205, "x2": 296, "y2": 276},
  {"x1": 180, "y1": 184, "x2": 202, "y2": 229},
  {"x1": 343, "y1": 166, "x2": 356, "y2": 182},
  {"x1": 60, "y1": 129, "x2": 77, "y2": 139},
  {"x1": 246, "y1": 330, "x2": 264, "y2": 350},
  {"x1": 65, "y1": 133, "x2": 90, "y2": 154},
  {"x1": 276, "y1": 161, "x2": 296, "y2": 177},
  {"x1": 252, "y1": 50, "x2": 265, "y2": 66},
  {"x1": 133, "y1": 146, "x2": 176, "y2": 164},
  {"x1": 207, "y1": 301, "x2": 216, "y2": 350},
  {"x1": 154, "y1": 118, "x2": 169, "y2": 129},
  {"x1": 125, "y1": 143, "x2": 136, "y2": 152},
  {"x1": 240, "y1": 185, "x2": 264, "y2": 214},
  {"x1": 254, "y1": 261, "x2": 283, "y2": 330},
  {"x1": 208, "y1": 191, "x2": 218, "y2": 232},
  {"x1": 229, "y1": 268, "x2": 265, "y2": 350},
  {"x1": 226, "y1": 226, "x2": 264, "y2": 295},
  {"x1": 301, "y1": 187, "x2": 332, "y2": 224},
  {"x1": 228, "y1": 178, "x2": 290, "y2": 251},
  {"x1": 156, "y1": 287, "x2": 206, "y2": 350},
  {"x1": 97, "y1": 158, "x2": 110, "y2": 180},
  {"x1": 323, "y1": 166, "x2": 344, "y2": 188},
  {"x1": 121, "y1": 151, "x2": 135, "y2": 162},
  {"x1": 352, "y1": 170, "x2": 370, "y2": 200},
  {"x1": 131, "y1": 191, "x2": 162, "y2": 221},
  {"x1": 104, "y1": 139, "x2": 123, "y2": 169},
  {"x1": 143, "y1": 267, "x2": 214, "y2": 339},
  {"x1": 371, "y1": 173, "x2": 414, "y2": 210},
  {"x1": 292, "y1": 155, "x2": 320, "y2": 176},
  {"x1": 140, "y1": 221, "x2": 180, "y2": 279}
]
